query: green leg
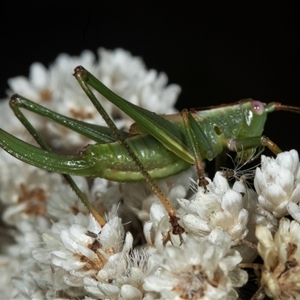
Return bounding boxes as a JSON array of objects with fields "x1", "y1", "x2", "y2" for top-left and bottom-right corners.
[
  {"x1": 180, "y1": 109, "x2": 214, "y2": 190},
  {"x1": 9, "y1": 94, "x2": 128, "y2": 144},
  {"x1": 73, "y1": 66, "x2": 195, "y2": 164},
  {"x1": 9, "y1": 95, "x2": 106, "y2": 226},
  {"x1": 227, "y1": 136, "x2": 282, "y2": 155},
  {"x1": 74, "y1": 66, "x2": 184, "y2": 235}
]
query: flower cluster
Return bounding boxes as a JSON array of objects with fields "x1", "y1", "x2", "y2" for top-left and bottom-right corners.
[{"x1": 0, "y1": 48, "x2": 299, "y2": 299}]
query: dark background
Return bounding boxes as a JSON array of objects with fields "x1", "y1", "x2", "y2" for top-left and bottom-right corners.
[{"x1": 1, "y1": 1, "x2": 299, "y2": 152}]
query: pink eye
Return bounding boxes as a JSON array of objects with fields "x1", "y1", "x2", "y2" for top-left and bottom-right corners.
[{"x1": 251, "y1": 100, "x2": 265, "y2": 115}]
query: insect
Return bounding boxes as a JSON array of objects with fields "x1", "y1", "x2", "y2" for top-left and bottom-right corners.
[{"x1": 0, "y1": 66, "x2": 299, "y2": 234}]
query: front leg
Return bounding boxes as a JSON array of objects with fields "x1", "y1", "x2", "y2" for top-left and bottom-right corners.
[{"x1": 227, "y1": 135, "x2": 282, "y2": 156}]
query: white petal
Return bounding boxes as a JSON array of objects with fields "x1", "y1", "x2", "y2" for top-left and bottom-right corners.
[
  {"x1": 97, "y1": 281, "x2": 120, "y2": 296},
  {"x1": 290, "y1": 184, "x2": 300, "y2": 203},
  {"x1": 254, "y1": 167, "x2": 266, "y2": 194},
  {"x1": 221, "y1": 190, "x2": 243, "y2": 216},
  {"x1": 182, "y1": 214, "x2": 210, "y2": 234},
  {"x1": 263, "y1": 183, "x2": 286, "y2": 204},
  {"x1": 29, "y1": 62, "x2": 49, "y2": 89},
  {"x1": 213, "y1": 172, "x2": 230, "y2": 194},
  {"x1": 287, "y1": 202, "x2": 300, "y2": 223},
  {"x1": 275, "y1": 169, "x2": 294, "y2": 196},
  {"x1": 120, "y1": 284, "x2": 143, "y2": 300},
  {"x1": 276, "y1": 149, "x2": 299, "y2": 175}
]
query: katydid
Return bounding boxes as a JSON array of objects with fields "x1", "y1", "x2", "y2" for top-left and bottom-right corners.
[{"x1": 0, "y1": 66, "x2": 299, "y2": 234}]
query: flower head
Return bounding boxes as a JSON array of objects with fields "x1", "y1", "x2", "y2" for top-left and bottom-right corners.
[
  {"x1": 178, "y1": 172, "x2": 252, "y2": 246},
  {"x1": 143, "y1": 229, "x2": 248, "y2": 300},
  {"x1": 256, "y1": 218, "x2": 300, "y2": 299},
  {"x1": 254, "y1": 150, "x2": 300, "y2": 218}
]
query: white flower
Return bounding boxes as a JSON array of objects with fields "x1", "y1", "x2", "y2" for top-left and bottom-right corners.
[
  {"x1": 97, "y1": 48, "x2": 179, "y2": 119},
  {"x1": 144, "y1": 202, "x2": 185, "y2": 253},
  {"x1": 0, "y1": 219, "x2": 46, "y2": 299},
  {"x1": 123, "y1": 167, "x2": 194, "y2": 222},
  {"x1": 0, "y1": 160, "x2": 58, "y2": 226},
  {"x1": 45, "y1": 175, "x2": 92, "y2": 222},
  {"x1": 4, "y1": 48, "x2": 180, "y2": 150},
  {"x1": 20, "y1": 212, "x2": 132, "y2": 298},
  {"x1": 12, "y1": 271, "x2": 46, "y2": 300},
  {"x1": 0, "y1": 149, "x2": 91, "y2": 227},
  {"x1": 143, "y1": 229, "x2": 248, "y2": 299},
  {"x1": 90, "y1": 178, "x2": 122, "y2": 213},
  {"x1": 84, "y1": 247, "x2": 159, "y2": 300},
  {"x1": 233, "y1": 176, "x2": 278, "y2": 238},
  {"x1": 256, "y1": 218, "x2": 300, "y2": 299},
  {"x1": 178, "y1": 172, "x2": 251, "y2": 245},
  {"x1": 7, "y1": 50, "x2": 95, "y2": 102},
  {"x1": 254, "y1": 150, "x2": 300, "y2": 218}
]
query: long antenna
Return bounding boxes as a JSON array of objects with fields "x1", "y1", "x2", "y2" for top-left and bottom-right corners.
[{"x1": 265, "y1": 102, "x2": 300, "y2": 114}]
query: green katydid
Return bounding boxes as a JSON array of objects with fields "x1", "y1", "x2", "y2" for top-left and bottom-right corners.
[{"x1": 0, "y1": 65, "x2": 299, "y2": 234}]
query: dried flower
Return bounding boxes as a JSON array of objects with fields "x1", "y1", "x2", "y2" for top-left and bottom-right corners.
[{"x1": 256, "y1": 218, "x2": 300, "y2": 299}]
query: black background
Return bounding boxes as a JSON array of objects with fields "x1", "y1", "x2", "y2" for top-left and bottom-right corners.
[{"x1": 1, "y1": 1, "x2": 299, "y2": 152}]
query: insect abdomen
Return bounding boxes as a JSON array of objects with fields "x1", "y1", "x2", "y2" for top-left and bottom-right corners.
[{"x1": 85, "y1": 135, "x2": 191, "y2": 182}]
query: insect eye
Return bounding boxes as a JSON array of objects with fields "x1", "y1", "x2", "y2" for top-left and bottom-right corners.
[{"x1": 251, "y1": 100, "x2": 265, "y2": 115}]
